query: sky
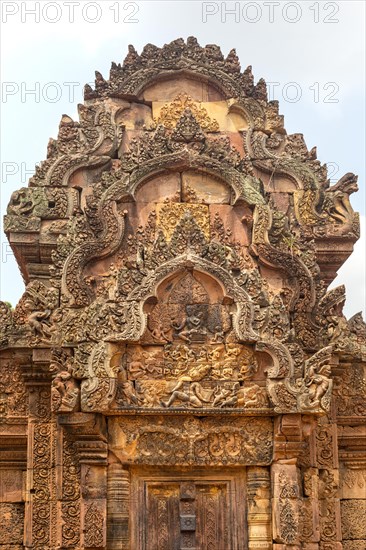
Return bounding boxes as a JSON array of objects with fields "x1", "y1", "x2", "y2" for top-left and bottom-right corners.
[{"x1": 0, "y1": 0, "x2": 365, "y2": 318}]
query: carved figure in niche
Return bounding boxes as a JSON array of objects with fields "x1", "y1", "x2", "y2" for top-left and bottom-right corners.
[
  {"x1": 212, "y1": 383, "x2": 240, "y2": 407},
  {"x1": 117, "y1": 363, "x2": 142, "y2": 406},
  {"x1": 302, "y1": 363, "x2": 332, "y2": 409},
  {"x1": 151, "y1": 323, "x2": 171, "y2": 343},
  {"x1": 127, "y1": 347, "x2": 163, "y2": 379},
  {"x1": 7, "y1": 188, "x2": 41, "y2": 216},
  {"x1": 239, "y1": 348, "x2": 258, "y2": 380},
  {"x1": 146, "y1": 304, "x2": 175, "y2": 344},
  {"x1": 109, "y1": 302, "x2": 129, "y2": 333},
  {"x1": 25, "y1": 300, "x2": 52, "y2": 340},
  {"x1": 172, "y1": 304, "x2": 207, "y2": 344},
  {"x1": 127, "y1": 351, "x2": 145, "y2": 379},
  {"x1": 102, "y1": 263, "x2": 119, "y2": 300},
  {"x1": 51, "y1": 363, "x2": 79, "y2": 412}
]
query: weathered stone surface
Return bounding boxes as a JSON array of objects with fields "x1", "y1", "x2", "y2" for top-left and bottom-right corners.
[
  {"x1": 341, "y1": 500, "x2": 366, "y2": 540},
  {"x1": 0, "y1": 37, "x2": 365, "y2": 549}
]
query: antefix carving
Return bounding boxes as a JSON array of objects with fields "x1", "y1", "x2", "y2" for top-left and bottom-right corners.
[{"x1": 1, "y1": 38, "x2": 365, "y2": 549}]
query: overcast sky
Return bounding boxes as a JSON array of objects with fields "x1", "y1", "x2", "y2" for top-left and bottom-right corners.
[{"x1": 0, "y1": 0, "x2": 365, "y2": 317}]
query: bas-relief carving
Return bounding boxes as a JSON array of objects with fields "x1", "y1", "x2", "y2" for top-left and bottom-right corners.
[
  {"x1": 80, "y1": 337, "x2": 270, "y2": 413},
  {"x1": 0, "y1": 360, "x2": 28, "y2": 419},
  {"x1": 341, "y1": 469, "x2": 366, "y2": 499},
  {"x1": 341, "y1": 500, "x2": 366, "y2": 541},
  {"x1": 0, "y1": 503, "x2": 24, "y2": 545},
  {"x1": 109, "y1": 416, "x2": 273, "y2": 466},
  {"x1": 61, "y1": 430, "x2": 81, "y2": 548},
  {"x1": 154, "y1": 92, "x2": 220, "y2": 132},
  {"x1": 84, "y1": 502, "x2": 105, "y2": 548},
  {"x1": 1, "y1": 37, "x2": 365, "y2": 549},
  {"x1": 267, "y1": 346, "x2": 333, "y2": 414},
  {"x1": 50, "y1": 348, "x2": 80, "y2": 413},
  {"x1": 334, "y1": 363, "x2": 366, "y2": 418}
]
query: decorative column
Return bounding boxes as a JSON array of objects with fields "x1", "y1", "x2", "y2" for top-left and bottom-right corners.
[
  {"x1": 107, "y1": 461, "x2": 130, "y2": 549},
  {"x1": 314, "y1": 415, "x2": 342, "y2": 549},
  {"x1": 247, "y1": 466, "x2": 272, "y2": 550},
  {"x1": 58, "y1": 412, "x2": 108, "y2": 550},
  {"x1": 0, "y1": 353, "x2": 28, "y2": 548},
  {"x1": 271, "y1": 414, "x2": 305, "y2": 550},
  {"x1": 57, "y1": 426, "x2": 81, "y2": 549},
  {"x1": 272, "y1": 462, "x2": 301, "y2": 549},
  {"x1": 22, "y1": 351, "x2": 57, "y2": 550}
]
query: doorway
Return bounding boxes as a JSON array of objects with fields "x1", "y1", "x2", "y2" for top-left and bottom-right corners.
[{"x1": 131, "y1": 468, "x2": 247, "y2": 550}]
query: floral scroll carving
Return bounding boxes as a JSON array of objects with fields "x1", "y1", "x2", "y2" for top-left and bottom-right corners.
[{"x1": 110, "y1": 416, "x2": 273, "y2": 466}]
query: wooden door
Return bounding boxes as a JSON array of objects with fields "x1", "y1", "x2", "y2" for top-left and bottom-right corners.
[
  {"x1": 195, "y1": 482, "x2": 230, "y2": 549},
  {"x1": 131, "y1": 469, "x2": 247, "y2": 550}
]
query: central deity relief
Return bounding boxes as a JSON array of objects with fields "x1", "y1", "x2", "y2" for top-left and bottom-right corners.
[
  {"x1": 111, "y1": 231, "x2": 269, "y2": 409},
  {"x1": 113, "y1": 271, "x2": 266, "y2": 410}
]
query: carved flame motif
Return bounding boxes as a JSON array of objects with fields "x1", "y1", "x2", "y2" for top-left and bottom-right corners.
[
  {"x1": 155, "y1": 92, "x2": 219, "y2": 132},
  {"x1": 156, "y1": 202, "x2": 210, "y2": 242}
]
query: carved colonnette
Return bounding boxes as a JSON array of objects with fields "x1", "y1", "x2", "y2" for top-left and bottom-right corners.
[
  {"x1": 1, "y1": 38, "x2": 365, "y2": 548},
  {"x1": 0, "y1": 356, "x2": 27, "y2": 550}
]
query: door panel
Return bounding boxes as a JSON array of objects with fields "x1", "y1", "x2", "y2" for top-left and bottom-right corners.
[
  {"x1": 145, "y1": 483, "x2": 181, "y2": 550},
  {"x1": 132, "y1": 469, "x2": 247, "y2": 550},
  {"x1": 196, "y1": 483, "x2": 230, "y2": 550}
]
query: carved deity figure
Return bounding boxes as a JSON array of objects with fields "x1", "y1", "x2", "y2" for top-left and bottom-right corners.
[
  {"x1": 162, "y1": 361, "x2": 213, "y2": 407},
  {"x1": 172, "y1": 305, "x2": 207, "y2": 344},
  {"x1": 150, "y1": 323, "x2": 171, "y2": 343},
  {"x1": 52, "y1": 365, "x2": 79, "y2": 412},
  {"x1": 25, "y1": 299, "x2": 52, "y2": 340},
  {"x1": 117, "y1": 364, "x2": 142, "y2": 406},
  {"x1": 303, "y1": 363, "x2": 332, "y2": 408},
  {"x1": 295, "y1": 355, "x2": 333, "y2": 413}
]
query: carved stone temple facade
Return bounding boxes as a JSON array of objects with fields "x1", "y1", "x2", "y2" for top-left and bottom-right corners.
[{"x1": 1, "y1": 38, "x2": 365, "y2": 550}]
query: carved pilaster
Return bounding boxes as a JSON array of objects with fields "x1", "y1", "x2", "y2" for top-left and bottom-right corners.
[
  {"x1": 24, "y1": 383, "x2": 55, "y2": 549},
  {"x1": 59, "y1": 412, "x2": 107, "y2": 550},
  {"x1": 247, "y1": 466, "x2": 272, "y2": 549},
  {"x1": 58, "y1": 428, "x2": 81, "y2": 549},
  {"x1": 0, "y1": 354, "x2": 27, "y2": 548},
  {"x1": 107, "y1": 461, "x2": 130, "y2": 550},
  {"x1": 272, "y1": 463, "x2": 301, "y2": 548},
  {"x1": 315, "y1": 416, "x2": 342, "y2": 549},
  {"x1": 300, "y1": 467, "x2": 320, "y2": 545}
]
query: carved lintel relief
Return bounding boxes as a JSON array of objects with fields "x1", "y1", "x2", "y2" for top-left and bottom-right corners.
[
  {"x1": 1, "y1": 37, "x2": 365, "y2": 549},
  {"x1": 109, "y1": 416, "x2": 273, "y2": 466}
]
